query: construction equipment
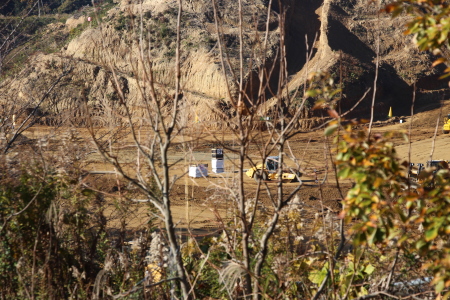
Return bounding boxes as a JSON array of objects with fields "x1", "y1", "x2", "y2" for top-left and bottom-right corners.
[
  {"x1": 426, "y1": 160, "x2": 449, "y2": 169},
  {"x1": 245, "y1": 156, "x2": 301, "y2": 183},
  {"x1": 443, "y1": 114, "x2": 450, "y2": 134},
  {"x1": 409, "y1": 160, "x2": 449, "y2": 187}
]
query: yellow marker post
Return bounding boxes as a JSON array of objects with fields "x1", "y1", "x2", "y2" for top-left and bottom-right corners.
[
  {"x1": 388, "y1": 107, "x2": 393, "y2": 118},
  {"x1": 194, "y1": 112, "x2": 199, "y2": 123}
]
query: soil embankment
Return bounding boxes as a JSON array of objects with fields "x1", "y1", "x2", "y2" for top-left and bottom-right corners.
[{"x1": 2, "y1": 0, "x2": 448, "y2": 129}]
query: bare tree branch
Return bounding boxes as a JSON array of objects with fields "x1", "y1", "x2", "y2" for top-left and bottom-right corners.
[
  {"x1": 0, "y1": 185, "x2": 42, "y2": 234},
  {"x1": 3, "y1": 67, "x2": 72, "y2": 154},
  {"x1": 368, "y1": 8, "x2": 380, "y2": 138}
]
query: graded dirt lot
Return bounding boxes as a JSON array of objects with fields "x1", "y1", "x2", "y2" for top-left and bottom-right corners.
[
  {"x1": 379, "y1": 103, "x2": 450, "y2": 163},
  {"x1": 15, "y1": 103, "x2": 450, "y2": 236}
]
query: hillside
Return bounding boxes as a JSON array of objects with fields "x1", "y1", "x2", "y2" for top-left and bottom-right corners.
[{"x1": 1, "y1": 0, "x2": 449, "y2": 128}]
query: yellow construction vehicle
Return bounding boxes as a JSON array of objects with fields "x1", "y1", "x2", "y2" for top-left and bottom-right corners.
[
  {"x1": 245, "y1": 156, "x2": 301, "y2": 183},
  {"x1": 443, "y1": 114, "x2": 450, "y2": 134}
]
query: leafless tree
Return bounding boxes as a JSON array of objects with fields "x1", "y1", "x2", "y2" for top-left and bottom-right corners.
[
  {"x1": 87, "y1": 0, "x2": 192, "y2": 298},
  {"x1": 208, "y1": 0, "x2": 338, "y2": 298},
  {"x1": 87, "y1": 0, "x2": 341, "y2": 299}
]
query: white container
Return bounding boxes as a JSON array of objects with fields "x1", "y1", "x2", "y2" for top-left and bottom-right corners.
[
  {"x1": 211, "y1": 159, "x2": 224, "y2": 169},
  {"x1": 189, "y1": 164, "x2": 208, "y2": 178},
  {"x1": 211, "y1": 158, "x2": 224, "y2": 173}
]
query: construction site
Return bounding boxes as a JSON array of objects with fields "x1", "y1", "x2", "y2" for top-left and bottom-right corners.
[
  {"x1": 7, "y1": 101, "x2": 450, "y2": 236},
  {"x1": 3, "y1": 0, "x2": 450, "y2": 297}
]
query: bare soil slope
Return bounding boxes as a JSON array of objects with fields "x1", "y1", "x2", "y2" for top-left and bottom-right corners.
[{"x1": 2, "y1": 0, "x2": 449, "y2": 129}]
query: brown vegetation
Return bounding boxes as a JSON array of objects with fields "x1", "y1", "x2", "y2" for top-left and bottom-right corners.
[{"x1": 2, "y1": 0, "x2": 450, "y2": 299}]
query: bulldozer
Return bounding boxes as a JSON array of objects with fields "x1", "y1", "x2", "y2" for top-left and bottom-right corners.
[
  {"x1": 245, "y1": 156, "x2": 301, "y2": 183},
  {"x1": 443, "y1": 114, "x2": 450, "y2": 134}
]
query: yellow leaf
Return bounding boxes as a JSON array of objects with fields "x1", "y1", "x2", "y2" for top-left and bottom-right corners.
[
  {"x1": 363, "y1": 160, "x2": 374, "y2": 167},
  {"x1": 432, "y1": 57, "x2": 447, "y2": 67},
  {"x1": 371, "y1": 195, "x2": 380, "y2": 204}
]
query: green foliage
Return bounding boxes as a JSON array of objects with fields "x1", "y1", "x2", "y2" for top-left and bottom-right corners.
[
  {"x1": 159, "y1": 23, "x2": 174, "y2": 39},
  {"x1": 182, "y1": 236, "x2": 229, "y2": 299},
  {"x1": 5, "y1": 0, "x2": 450, "y2": 297},
  {"x1": 86, "y1": 1, "x2": 117, "y2": 27},
  {"x1": 69, "y1": 23, "x2": 85, "y2": 40},
  {"x1": 385, "y1": 0, "x2": 450, "y2": 76},
  {"x1": 165, "y1": 48, "x2": 176, "y2": 58},
  {"x1": 0, "y1": 164, "x2": 67, "y2": 297},
  {"x1": 57, "y1": 0, "x2": 91, "y2": 14},
  {"x1": 336, "y1": 126, "x2": 406, "y2": 246},
  {"x1": 114, "y1": 13, "x2": 128, "y2": 31},
  {"x1": 305, "y1": 71, "x2": 342, "y2": 110},
  {"x1": 0, "y1": 16, "x2": 57, "y2": 43},
  {"x1": 386, "y1": 0, "x2": 450, "y2": 51},
  {"x1": 0, "y1": 16, "x2": 69, "y2": 79},
  {"x1": 0, "y1": 156, "x2": 146, "y2": 299},
  {"x1": 333, "y1": 120, "x2": 450, "y2": 295}
]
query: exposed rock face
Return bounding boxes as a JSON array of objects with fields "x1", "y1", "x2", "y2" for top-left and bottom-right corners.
[
  {"x1": 0, "y1": 0, "x2": 447, "y2": 128},
  {"x1": 66, "y1": 15, "x2": 86, "y2": 30}
]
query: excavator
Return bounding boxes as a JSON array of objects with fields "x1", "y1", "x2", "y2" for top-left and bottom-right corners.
[
  {"x1": 409, "y1": 160, "x2": 449, "y2": 188},
  {"x1": 245, "y1": 156, "x2": 300, "y2": 183}
]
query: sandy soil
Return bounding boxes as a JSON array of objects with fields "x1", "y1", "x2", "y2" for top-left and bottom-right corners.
[
  {"x1": 120, "y1": 105, "x2": 450, "y2": 235},
  {"x1": 15, "y1": 103, "x2": 450, "y2": 236},
  {"x1": 379, "y1": 103, "x2": 450, "y2": 162}
]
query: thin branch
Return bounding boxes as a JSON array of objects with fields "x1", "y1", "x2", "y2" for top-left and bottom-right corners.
[
  {"x1": 342, "y1": 247, "x2": 365, "y2": 300},
  {"x1": 187, "y1": 251, "x2": 211, "y2": 296},
  {"x1": 385, "y1": 249, "x2": 400, "y2": 291},
  {"x1": 212, "y1": 0, "x2": 237, "y2": 105},
  {"x1": 429, "y1": 100, "x2": 443, "y2": 161},
  {"x1": 368, "y1": 9, "x2": 380, "y2": 138},
  {"x1": 287, "y1": 87, "x2": 371, "y2": 139},
  {"x1": 0, "y1": 1, "x2": 39, "y2": 53},
  {"x1": 3, "y1": 67, "x2": 72, "y2": 154},
  {"x1": 311, "y1": 214, "x2": 347, "y2": 300},
  {"x1": 352, "y1": 291, "x2": 400, "y2": 300},
  {"x1": 407, "y1": 83, "x2": 416, "y2": 190},
  {"x1": 112, "y1": 277, "x2": 182, "y2": 299},
  {"x1": 0, "y1": 185, "x2": 43, "y2": 234}
]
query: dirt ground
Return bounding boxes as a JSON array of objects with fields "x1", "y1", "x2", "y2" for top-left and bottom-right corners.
[{"x1": 15, "y1": 103, "x2": 450, "y2": 236}]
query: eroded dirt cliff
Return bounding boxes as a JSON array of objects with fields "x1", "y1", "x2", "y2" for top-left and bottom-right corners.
[{"x1": 0, "y1": 0, "x2": 447, "y2": 128}]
